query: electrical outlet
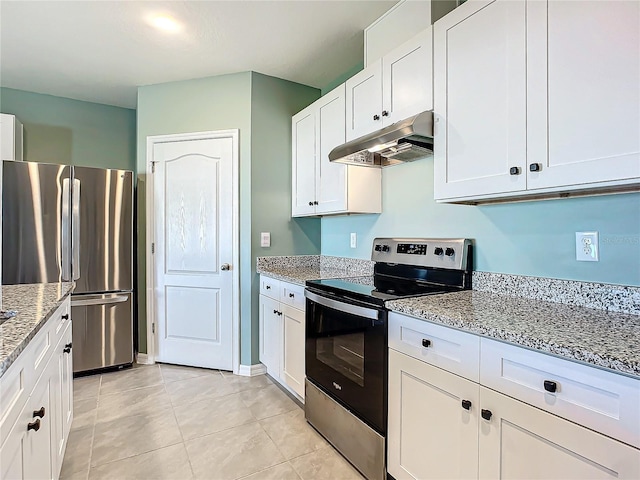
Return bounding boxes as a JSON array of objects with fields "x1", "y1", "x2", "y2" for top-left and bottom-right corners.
[
  {"x1": 350, "y1": 233, "x2": 357, "y2": 249},
  {"x1": 575, "y1": 232, "x2": 599, "y2": 262}
]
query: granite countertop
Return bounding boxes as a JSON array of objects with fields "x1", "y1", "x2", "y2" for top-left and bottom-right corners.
[
  {"x1": 1, "y1": 282, "x2": 75, "y2": 377},
  {"x1": 387, "y1": 291, "x2": 640, "y2": 378},
  {"x1": 256, "y1": 266, "x2": 362, "y2": 286}
]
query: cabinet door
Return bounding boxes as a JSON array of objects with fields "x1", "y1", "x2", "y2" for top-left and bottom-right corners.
[
  {"x1": 479, "y1": 386, "x2": 640, "y2": 480},
  {"x1": 434, "y1": 0, "x2": 527, "y2": 201},
  {"x1": 388, "y1": 349, "x2": 479, "y2": 480},
  {"x1": 382, "y1": 28, "x2": 433, "y2": 126},
  {"x1": 259, "y1": 295, "x2": 281, "y2": 378},
  {"x1": 526, "y1": 1, "x2": 640, "y2": 190},
  {"x1": 315, "y1": 85, "x2": 348, "y2": 215},
  {"x1": 24, "y1": 371, "x2": 54, "y2": 480},
  {"x1": 51, "y1": 325, "x2": 73, "y2": 477},
  {"x1": 292, "y1": 107, "x2": 317, "y2": 216},
  {"x1": 61, "y1": 326, "x2": 73, "y2": 444},
  {"x1": 282, "y1": 305, "x2": 305, "y2": 398},
  {"x1": 345, "y1": 60, "x2": 383, "y2": 141}
]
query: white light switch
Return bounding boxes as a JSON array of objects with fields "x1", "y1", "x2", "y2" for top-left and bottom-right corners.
[
  {"x1": 350, "y1": 233, "x2": 357, "y2": 249},
  {"x1": 260, "y1": 232, "x2": 271, "y2": 248}
]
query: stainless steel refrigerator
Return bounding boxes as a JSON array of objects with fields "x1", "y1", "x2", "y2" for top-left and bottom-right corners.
[{"x1": 2, "y1": 160, "x2": 134, "y2": 373}]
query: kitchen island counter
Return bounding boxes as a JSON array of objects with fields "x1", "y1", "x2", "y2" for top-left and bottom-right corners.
[
  {"x1": 0, "y1": 282, "x2": 74, "y2": 377},
  {"x1": 387, "y1": 290, "x2": 640, "y2": 378}
]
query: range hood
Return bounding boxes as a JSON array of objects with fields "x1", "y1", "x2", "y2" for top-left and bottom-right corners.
[{"x1": 329, "y1": 111, "x2": 434, "y2": 167}]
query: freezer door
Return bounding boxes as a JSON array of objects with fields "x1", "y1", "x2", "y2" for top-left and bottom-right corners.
[
  {"x1": 2, "y1": 161, "x2": 72, "y2": 284},
  {"x1": 72, "y1": 166, "x2": 133, "y2": 293},
  {"x1": 71, "y1": 292, "x2": 133, "y2": 373}
]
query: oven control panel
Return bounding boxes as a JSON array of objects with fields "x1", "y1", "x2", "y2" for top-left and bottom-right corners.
[{"x1": 371, "y1": 238, "x2": 471, "y2": 270}]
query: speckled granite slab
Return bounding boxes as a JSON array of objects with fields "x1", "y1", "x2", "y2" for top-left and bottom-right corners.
[
  {"x1": 257, "y1": 255, "x2": 374, "y2": 286},
  {"x1": 0, "y1": 282, "x2": 74, "y2": 377},
  {"x1": 473, "y1": 271, "x2": 640, "y2": 315},
  {"x1": 387, "y1": 291, "x2": 640, "y2": 378}
]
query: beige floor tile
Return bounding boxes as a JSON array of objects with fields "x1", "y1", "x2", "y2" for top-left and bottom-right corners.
[
  {"x1": 240, "y1": 384, "x2": 299, "y2": 420},
  {"x1": 289, "y1": 445, "x2": 364, "y2": 480},
  {"x1": 95, "y1": 384, "x2": 172, "y2": 423},
  {"x1": 71, "y1": 397, "x2": 98, "y2": 431},
  {"x1": 185, "y1": 422, "x2": 284, "y2": 480},
  {"x1": 239, "y1": 462, "x2": 301, "y2": 480},
  {"x1": 173, "y1": 392, "x2": 255, "y2": 440},
  {"x1": 220, "y1": 372, "x2": 274, "y2": 392},
  {"x1": 160, "y1": 363, "x2": 220, "y2": 384},
  {"x1": 260, "y1": 409, "x2": 327, "y2": 460},
  {"x1": 60, "y1": 425, "x2": 94, "y2": 480},
  {"x1": 99, "y1": 364, "x2": 163, "y2": 395},
  {"x1": 88, "y1": 443, "x2": 193, "y2": 480},
  {"x1": 91, "y1": 409, "x2": 183, "y2": 466},
  {"x1": 73, "y1": 375, "x2": 101, "y2": 401},
  {"x1": 165, "y1": 372, "x2": 238, "y2": 407}
]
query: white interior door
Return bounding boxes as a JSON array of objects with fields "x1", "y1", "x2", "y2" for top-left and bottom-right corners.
[{"x1": 153, "y1": 133, "x2": 236, "y2": 370}]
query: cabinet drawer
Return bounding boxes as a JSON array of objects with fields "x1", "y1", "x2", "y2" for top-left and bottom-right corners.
[
  {"x1": 280, "y1": 282, "x2": 305, "y2": 310},
  {"x1": 0, "y1": 349, "x2": 30, "y2": 448},
  {"x1": 50, "y1": 298, "x2": 71, "y2": 356},
  {"x1": 260, "y1": 276, "x2": 281, "y2": 300},
  {"x1": 388, "y1": 312, "x2": 480, "y2": 382},
  {"x1": 480, "y1": 338, "x2": 640, "y2": 448}
]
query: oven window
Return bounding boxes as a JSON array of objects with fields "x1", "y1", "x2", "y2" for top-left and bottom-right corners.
[{"x1": 316, "y1": 333, "x2": 364, "y2": 386}]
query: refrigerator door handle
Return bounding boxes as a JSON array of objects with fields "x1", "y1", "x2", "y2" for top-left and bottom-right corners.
[
  {"x1": 71, "y1": 294, "x2": 129, "y2": 307},
  {"x1": 72, "y1": 178, "x2": 81, "y2": 281},
  {"x1": 61, "y1": 178, "x2": 71, "y2": 281}
]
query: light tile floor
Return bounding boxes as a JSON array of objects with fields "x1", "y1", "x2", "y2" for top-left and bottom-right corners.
[{"x1": 61, "y1": 364, "x2": 364, "y2": 480}]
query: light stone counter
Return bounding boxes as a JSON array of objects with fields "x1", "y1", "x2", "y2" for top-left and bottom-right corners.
[
  {"x1": 0, "y1": 282, "x2": 74, "y2": 377},
  {"x1": 387, "y1": 290, "x2": 640, "y2": 378}
]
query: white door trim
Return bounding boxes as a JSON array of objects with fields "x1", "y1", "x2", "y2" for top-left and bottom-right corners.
[{"x1": 145, "y1": 129, "x2": 240, "y2": 374}]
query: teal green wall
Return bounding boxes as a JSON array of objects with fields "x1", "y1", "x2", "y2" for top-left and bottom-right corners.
[
  {"x1": 321, "y1": 62, "x2": 364, "y2": 96},
  {"x1": 0, "y1": 87, "x2": 136, "y2": 171},
  {"x1": 250, "y1": 72, "x2": 320, "y2": 362},
  {"x1": 137, "y1": 72, "x2": 321, "y2": 364},
  {"x1": 321, "y1": 160, "x2": 640, "y2": 286}
]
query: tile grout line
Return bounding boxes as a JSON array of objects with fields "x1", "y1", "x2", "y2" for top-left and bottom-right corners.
[{"x1": 84, "y1": 374, "x2": 102, "y2": 480}]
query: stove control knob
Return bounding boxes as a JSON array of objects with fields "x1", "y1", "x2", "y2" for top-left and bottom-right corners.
[
  {"x1": 445, "y1": 248, "x2": 455, "y2": 257},
  {"x1": 374, "y1": 245, "x2": 381, "y2": 252},
  {"x1": 382, "y1": 245, "x2": 390, "y2": 253},
  {"x1": 434, "y1": 247, "x2": 444, "y2": 256}
]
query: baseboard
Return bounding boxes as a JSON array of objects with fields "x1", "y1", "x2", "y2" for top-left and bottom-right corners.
[
  {"x1": 136, "y1": 353, "x2": 153, "y2": 365},
  {"x1": 238, "y1": 363, "x2": 267, "y2": 377}
]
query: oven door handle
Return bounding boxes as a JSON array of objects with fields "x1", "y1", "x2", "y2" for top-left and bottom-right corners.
[{"x1": 304, "y1": 290, "x2": 380, "y2": 320}]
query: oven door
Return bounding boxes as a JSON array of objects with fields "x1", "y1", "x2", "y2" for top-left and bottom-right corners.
[{"x1": 305, "y1": 288, "x2": 387, "y2": 434}]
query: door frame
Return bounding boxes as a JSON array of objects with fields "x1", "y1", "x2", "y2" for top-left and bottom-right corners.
[{"x1": 145, "y1": 129, "x2": 240, "y2": 374}]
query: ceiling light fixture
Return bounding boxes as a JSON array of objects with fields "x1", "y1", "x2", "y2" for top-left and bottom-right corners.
[{"x1": 150, "y1": 15, "x2": 181, "y2": 33}]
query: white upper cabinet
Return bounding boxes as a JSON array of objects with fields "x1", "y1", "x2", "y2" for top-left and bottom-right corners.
[
  {"x1": 434, "y1": 0, "x2": 640, "y2": 203},
  {"x1": 382, "y1": 28, "x2": 433, "y2": 127},
  {"x1": 345, "y1": 60, "x2": 383, "y2": 141},
  {"x1": 0, "y1": 113, "x2": 24, "y2": 161},
  {"x1": 526, "y1": 0, "x2": 640, "y2": 190},
  {"x1": 346, "y1": 28, "x2": 434, "y2": 142},
  {"x1": 434, "y1": 0, "x2": 527, "y2": 201},
  {"x1": 292, "y1": 84, "x2": 381, "y2": 217}
]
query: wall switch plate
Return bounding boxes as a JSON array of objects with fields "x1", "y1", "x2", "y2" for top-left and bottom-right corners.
[
  {"x1": 576, "y1": 232, "x2": 599, "y2": 261},
  {"x1": 350, "y1": 232, "x2": 357, "y2": 249},
  {"x1": 260, "y1": 232, "x2": 271, "y2": 248}
]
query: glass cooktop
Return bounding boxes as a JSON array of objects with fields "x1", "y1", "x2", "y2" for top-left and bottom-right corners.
[{"x1": 306, "y1": 275, "x2": 458, "y2": 307}]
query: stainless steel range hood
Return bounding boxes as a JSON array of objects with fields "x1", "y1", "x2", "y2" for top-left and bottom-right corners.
[{"x1": 329, "y1": 111, "x2": 433, "y2": 167}]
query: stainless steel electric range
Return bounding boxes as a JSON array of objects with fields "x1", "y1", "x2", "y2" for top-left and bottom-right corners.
[{"x1": 304, "y1": 238, "x2": 472, "y2": 480}]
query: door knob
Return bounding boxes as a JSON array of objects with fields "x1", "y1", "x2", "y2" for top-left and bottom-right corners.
[{"x1": 221, "y1": 264, "x2": 231, "y2": 271}]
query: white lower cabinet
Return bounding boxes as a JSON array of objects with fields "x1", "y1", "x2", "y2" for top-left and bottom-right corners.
[
  {"x1": 0, "y1": 297, "x2": 73, "y2": 480},
  {"x1": 387, "y1": 312, "x2": 640, "y2": 480},
  {"x1": 259, "y1": 275, "x2": 306, "y2": 400},
  {"x1": 388, "y1": 349, "x2": 478, "y2": 480},
  {"x1": 479, "y1": 386, "x2": 640, "y2": 480}
]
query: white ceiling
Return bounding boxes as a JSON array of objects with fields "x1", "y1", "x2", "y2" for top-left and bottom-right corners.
[{"x1": 0, "y1": 1, "x2": 396, "y2": 109}]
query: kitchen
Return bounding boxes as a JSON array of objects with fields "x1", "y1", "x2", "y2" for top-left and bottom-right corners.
[{"x1": 1, "y1": 1, "x2": 639, "y2": 479}]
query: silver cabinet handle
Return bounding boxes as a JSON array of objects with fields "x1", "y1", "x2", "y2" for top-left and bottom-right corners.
[{"x1": 221, "y1": 264, "x2": 231, "y2": 271}]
